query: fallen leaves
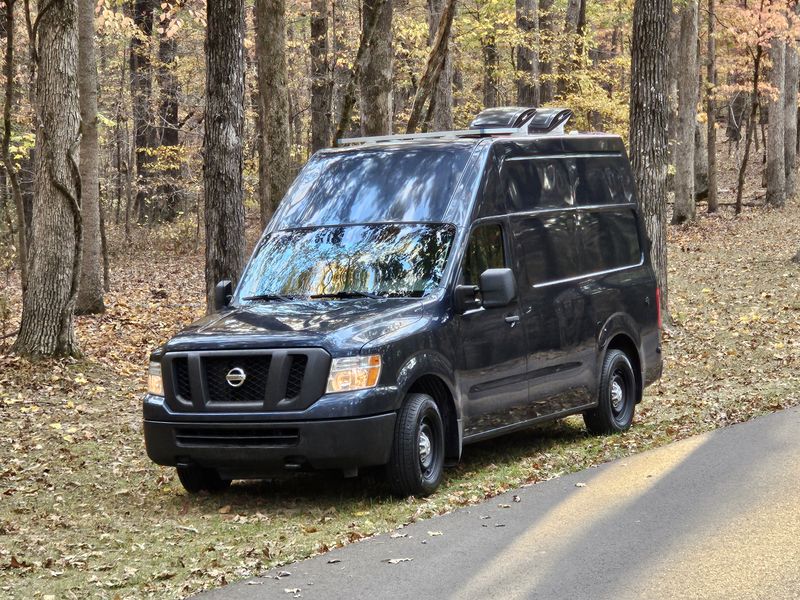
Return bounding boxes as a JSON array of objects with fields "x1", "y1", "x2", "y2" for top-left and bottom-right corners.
[{"x1": 383, "y1": 557, "x2": 413, "y2": 564}]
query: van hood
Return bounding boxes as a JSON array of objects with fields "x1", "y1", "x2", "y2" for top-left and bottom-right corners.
[{"x1": 162, "y1": 298, "x2": 426, "y2": 355}]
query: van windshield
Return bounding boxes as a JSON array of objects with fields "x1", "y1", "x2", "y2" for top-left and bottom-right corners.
[
  {"x1": 235, "y1": 223, "x2": 456, "y2": 301},
  {"x1": 270, "y1": 144, "x2": 473, "y2": 228}
]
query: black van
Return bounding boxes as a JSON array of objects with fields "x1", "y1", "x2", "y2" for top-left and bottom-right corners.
[{"x1": 144, "y1": 107, "x2": 662, "y2": 497}]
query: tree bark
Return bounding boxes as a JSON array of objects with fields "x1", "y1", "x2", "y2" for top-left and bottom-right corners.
[
  {"x1": 482, "y1": 34, "x2": 498, "y2": 108},
  {"x1": 13, "y1": 0, "x2": 82, "y2": 358},
  {"x1": 428, "y1": 0, "x2": 454, "y2": 130},
  {"x1": 672, "y1": 0, "x2": 698, "y2": 224},
  {"x1": 255, "y1": 0, "x2": 291, "y2": 228},
  {"x1": 310, "y1": 0, "x2": 332, "y2": 151},
  {"x1": 2, "y1": 0, "x2": 28, "y2": 292},
  {"x1": 706, "y1": 0, "x2": 718, "y2": 213},
  {"x1": 360, "y1": 0, "x2": 393, "y2": 135},
  {"x1": 130, "y1": 0, "x2": 156, "y2": 222},
  {"x1": 332, "y1": 0, "x2": 387, "y2": 143},
  {"x1": 204, "y1": 0, "x2": 246, "y2": 311},
  {"x1": 556, "y1": 0, "x2": 581, "y2": 97},
  {"x1": 155, "y1": 4, "x2": 182, "y2": 221},
  {"x1": 75, "y1": 0, "x2": 104, "y2": 315},
  {"x1": 734, "y1": 45, "x2": 763, "y2": 215},
  {"x1": 629, "y1": 0, "x2": 671, "y2": 318},
  {"x1": 538, "y1": 0, "x2": 554, "y2": 103},
  {"x1": 784, "y1": 24, "x2": 798, "y2": 200},
  {"x1": 516, "y1": 0, "x2": 539, "y2": 106},
  {"x1": 766, "y1": 38, "x2": 786, "y2": 208},
  {"x1": 406, "y1": 0, "x2": 457, "y2": 133}
]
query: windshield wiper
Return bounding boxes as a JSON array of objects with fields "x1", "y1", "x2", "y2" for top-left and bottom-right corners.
[
  {"x1": 242, "y1": 293, "x2": 300, "y2": 302},
  {"x1": 309, "y1": 291, "x2": 382, "y2": 300}
]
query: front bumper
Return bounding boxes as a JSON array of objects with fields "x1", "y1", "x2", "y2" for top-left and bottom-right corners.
[{"x1": 143, "y1": 411, "x2": 397, "y2": 478}]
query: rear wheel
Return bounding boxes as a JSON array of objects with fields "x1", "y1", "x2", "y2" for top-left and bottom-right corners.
[
  {"x1": 176, "y1": 466, "x2": 232, "y2": 494},
  {"x1": 387, "y1": 394, "x2": 445, "y2": 497},
  {"x1": 583, "y1": 349, "x2": 637, "y2": 435}
]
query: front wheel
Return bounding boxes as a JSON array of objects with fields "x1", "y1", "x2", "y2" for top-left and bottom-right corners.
[
  {"x1": 583, "y1": 349, "x2": 637, "y2": 435},
  {"x1": 386, "y1": 394, "x2": 445, "y2": 497},
  {"x1": 176, "y1": 466, "x2": 232, "y2": 494}
]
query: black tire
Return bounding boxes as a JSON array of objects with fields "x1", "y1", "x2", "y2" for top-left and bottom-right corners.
[
  {"x1": 386, "y1": 393, "x2": 445, "y2": 497},
  {"x1": 176, "y1": 466, "x2": 232, "y2": 494},
  {"x1": 583, "y1": 349, "x2": 637, "y2": 435}
]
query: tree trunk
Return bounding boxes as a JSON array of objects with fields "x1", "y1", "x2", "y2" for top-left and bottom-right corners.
[
  {"x1": 672, "y1": 0, "x2": 697, "y2": 224},
  {"x1": 538, "y1": 0, "x2": 554, "y2": 103},
  {"x1": 130, "y1": 0, "x2": 155, "y2": 222},
  {"x1": 406, "y1": 0, "x2": 457, "y2": 133},
  {"x1": 734, "y1": 46, "x2": 763, "y2": 215},
  {"x1": 255, "y1": 0, "x2": 291, "y2": 229},
  {"x1": 784, "y1": 24, "x2": 798, "y2": 200},
  {"x1": 766, "y1": 39, "x2": 786, "y2": 208},
  {"x1": 428, "y1": 0, "x2": 454, "y2": 130},
  {"x1": 13, "y1": 0, "x2": 82, "y2": 358},
  {"x1": 482, "y1": 35, "x2": 498, "y2": 108},
  {"x1": 2, "y1": 0, "x2": 28, "y2": 292},
  {"x1": 556, "y1": 0, "x2": 581, "y2": 97},
  {"x1": 75, "y1": 0, "x2": 104, "y2": 315},
  {"x1": 629, "y1": 0, "x2": 671, "y2": 318},
  {"x1": 204, "y1": 0, "x2": 246, "y2": 311},
  {"x1": 310, "y1": 0, "x2": 332, "y2": 151},
  {"x1": 706, "y1": 0, "x2": 718, "y2": 213},
  {"x1": 332, "y1": 0, "x2": 388, "y2": 143},
  {"x1": 515, "y1": 0, "x2": 539, "y2": 106},
  {"x1": 360, "y1": 0, "x2": 393, "y2": 135},
  {"x1": 155, "y1": 5, "x2": 182, "y2": 222}
]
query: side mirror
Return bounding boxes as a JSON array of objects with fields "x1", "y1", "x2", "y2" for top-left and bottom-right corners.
[
  {"x1": 213, "y1": 280, "x2": 233, "y2": 312},
  {"x1": 479, "y1": 268, "x2": 516, "y2": 308},
  {"x1": 454, "y1": 284, "x2": 480, "y2": 313}
]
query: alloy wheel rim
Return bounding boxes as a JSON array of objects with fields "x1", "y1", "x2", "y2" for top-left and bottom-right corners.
[{"x1": 418, "y1": 421, "x2": 434, "y2": 473}]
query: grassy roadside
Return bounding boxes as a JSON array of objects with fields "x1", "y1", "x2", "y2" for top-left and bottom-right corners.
[{"x1": 1, "y1": 199, "x2": 799, "y2": 599}]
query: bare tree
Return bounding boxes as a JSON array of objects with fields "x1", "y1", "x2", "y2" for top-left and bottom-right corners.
[
  {"x1": 784, "y1": 24, "x2": 798, "y2": 199},
  {"x1": 204, "y1": 0, "x2": 246, "y2": 310},
  {"x1": 360, "y1": 0, "x2": 393, "y2": 134},
  {"x1": 310, "y1": 0, "x2": 333, "y2": 151},
  {"x1": 672, "y1": 0, "x2": 698, "y2": 224},
  {"x1": 538, "y1": 0, "x2": 555, "y2": 103},
  {"x1": 706, "y1": 0, "x2": 718, "y2": 213},
  {"x1": 130, "y1": 0, "x2": 156, "y2": 222},
  {"x1": 255, "y1": 0, "x2": 291, "y2": 228},
  {"x1": 515, "y1": 0, "x2": 539, "y2": 106},
  {"x1": 14, "y1": 0, "x2": 83, "y2": 357},
  {"x1": 766, "y1": 38, "x2": 786, "y2": 208},
  {"x1": 76, "y1": 0, "x2": 104, "y2": 315},
  {"x1": 629, "y1": 0, "x2": 672, "y2": 317},
  {"x1": 428, "y1": 0, "x2": 454, "y2": 130}
]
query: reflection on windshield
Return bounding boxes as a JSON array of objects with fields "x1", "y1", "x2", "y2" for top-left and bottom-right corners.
[
  {"x1": 235, "y1": 224, "x2": 455, "y2": 302},
  {"x1": 271, "y1": 145, "x2": 473, "y2": 228}
]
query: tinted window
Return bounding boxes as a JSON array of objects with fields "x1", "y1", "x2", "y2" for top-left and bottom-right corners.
[
  {"x1": 580, "y1": 210, "x2": 642, "y2": 272},
  {"x1": 501, "y1": 158, "x2": 575, "y2": 212},
  {"x1": 515, "y1": 214, "x2": 581, "y2": 284},
  {"x1": 574, "y1": 157, "x2": 635, "y2": 206},
  {"x1": 463, "y1": 224, "x2": 505, "y2": 285},
  {"x1": 235, "y1": 224, "x2": 455, "y2": 300},
  {"x1": 271, "y1": 145, "x2": 472, "y2": 228}
]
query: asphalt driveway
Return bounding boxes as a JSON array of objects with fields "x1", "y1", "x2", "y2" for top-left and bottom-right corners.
[{"x1": 197, "y1": 406, "x2": 800, "y2": 599}]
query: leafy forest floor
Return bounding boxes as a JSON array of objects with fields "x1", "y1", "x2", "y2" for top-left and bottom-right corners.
[{"x1": 1, "y1": 193, "x2": 800, "y2": 598}]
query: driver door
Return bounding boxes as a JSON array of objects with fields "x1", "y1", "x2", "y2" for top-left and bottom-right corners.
[{"x1": 456, "y1": 221, "x2": 530, "y2": 437}]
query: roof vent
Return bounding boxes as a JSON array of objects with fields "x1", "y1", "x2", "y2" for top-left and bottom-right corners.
[
  {"x1": 470, "y1": 106, "x2": 573, "y2": 135},
  {"x1": 469, "y1": 106, "x2": 538, "y2": 129}
]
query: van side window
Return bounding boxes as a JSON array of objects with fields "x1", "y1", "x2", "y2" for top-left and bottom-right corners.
[
  {"x1": 580, "y1": 210, "x2": 642, "y2": 272},
  {"x1": 463, "y1": 224, "x2": 505, "y2": 285},
  {"x1": 516, "y1": 214, "x2": 581, "y2": 284},
  {"x1": 502, "y1": 158, "x2": 574, "y2": 211}
]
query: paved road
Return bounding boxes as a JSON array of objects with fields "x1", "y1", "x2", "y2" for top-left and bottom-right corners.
[{"x1": 198, "y1": 407, "x2": 800, "y2": 600}]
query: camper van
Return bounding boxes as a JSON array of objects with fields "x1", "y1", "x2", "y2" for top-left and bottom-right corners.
[{"x1": 143, "y1": 107, "x2": 663, "y2": 497}]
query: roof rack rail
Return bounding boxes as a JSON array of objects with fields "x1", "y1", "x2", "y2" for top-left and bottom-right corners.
[{"x1": 337, "y1": 107, "x2": 573, "y2": 146}]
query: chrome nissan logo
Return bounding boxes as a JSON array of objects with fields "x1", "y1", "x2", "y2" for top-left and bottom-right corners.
[{"x1": 225, "y1": 367, "x2": 247, "y2": 388}]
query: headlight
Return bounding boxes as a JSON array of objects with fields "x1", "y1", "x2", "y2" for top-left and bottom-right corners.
[
  {"x1": 326, "y1": 355, "x2": 381, "y2": 393},
  {"x1": 147, "y1": 361, "x2": 164, "y2": 396}
]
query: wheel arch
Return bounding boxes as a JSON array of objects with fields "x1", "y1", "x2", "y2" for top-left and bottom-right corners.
[
  {"x1": 405, "y1": 373, "x2": 461, "y2": 464},
  {"x1": 604, "y1": 333, "x2": 643, "y2": 404}
]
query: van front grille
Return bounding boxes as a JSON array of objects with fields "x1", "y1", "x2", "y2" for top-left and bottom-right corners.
[
  {"x1": 205, "y1": 355, "x2": 271, "y2": 404},
  {"x1": 175, "y1": 427, "x2": 299, "y2": 447},
  {"x1": 162, "y1": 349, "x2": 330, "y2": 413}
]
